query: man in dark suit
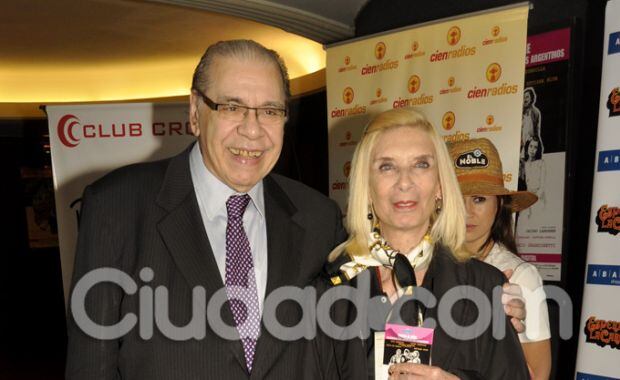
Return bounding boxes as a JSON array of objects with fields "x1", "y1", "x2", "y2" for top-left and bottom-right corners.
[{"x1": 65, "y1": 39, "x2": 347, "y2": 379}]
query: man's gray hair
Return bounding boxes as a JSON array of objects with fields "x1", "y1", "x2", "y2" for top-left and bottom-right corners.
[{"x1": 191, "y1": 39, "x2": 291, "y2": 101}]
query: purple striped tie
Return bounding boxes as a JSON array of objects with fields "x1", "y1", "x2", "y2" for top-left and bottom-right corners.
[{"x1": 225, "y1": 194, "x2": 260, "y2": 372}]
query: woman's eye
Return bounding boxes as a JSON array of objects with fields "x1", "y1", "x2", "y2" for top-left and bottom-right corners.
[
  {"x1": 415, "y1": 161, "x2": 430, "y2": 169},
  {"x1": 473, "y1": 196, "x2": 486, "y2": 203},
  {"x1": 379, "y1": 163, "x2": 393, "y2": 171}
]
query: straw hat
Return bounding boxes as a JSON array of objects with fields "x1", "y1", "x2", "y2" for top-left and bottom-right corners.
[{"x1": 447, "y1": 138, "x2": 537, "y2": 212}]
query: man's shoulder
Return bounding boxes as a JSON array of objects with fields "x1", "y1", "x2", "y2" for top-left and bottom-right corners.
[
  {"x1": 88, "y1": 156, "x2": 171, "y2": 196},
  {"x1": 267, "y1": 173, "x2": 338, "y2": 211}
]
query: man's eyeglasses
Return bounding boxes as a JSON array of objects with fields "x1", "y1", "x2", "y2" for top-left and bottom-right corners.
[{"x1": 192, "y1": 87, "x2": 287, "y2": 125}]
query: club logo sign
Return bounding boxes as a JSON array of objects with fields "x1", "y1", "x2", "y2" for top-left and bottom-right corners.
[
  {"x1": 57, "y1": 114, "x2": 184, "y2": 148},
  {"x1": 442, "y1": 112, "x2": 456, "y2": 131},
  {"x1": 595, "y1": 204, "x2": 620, "y2": 235},
  {"x1": 491, "y1": 26, "x2": 501, "y2": 37},
  {"x1": 447, "y1": 26, "x2": 461, "y2": 46},
  {"x1": 455, "y1": 149, "x2": 488, "y2": 168},
  {"x1": 486, "y1": 63, "x2": 502, "y2": 83},
  {"x1": 486, "y1": 115, "x2": 495, "y2": 125},
  {"x1": 57, "y1": 114, "x2": 81, "y2": 148},
  {"x1": 344, "y1": 56, "x2": 351, "y2": 65}
]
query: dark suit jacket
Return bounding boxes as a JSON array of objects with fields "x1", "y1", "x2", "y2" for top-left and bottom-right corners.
[
  {"x1": 315, "y1": 245, "x2": 530, "y2": 380},
  {"x1": 65, "y1": 146, "x2": 347, "y2": 380}
]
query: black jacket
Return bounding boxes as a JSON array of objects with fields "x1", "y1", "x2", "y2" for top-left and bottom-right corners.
[
  {"x1": 65, "y1": 145, "x2": 348, "y2": 380},
  {"x1": 315, "y1": 244, "x2": 530, "y2": 380}
]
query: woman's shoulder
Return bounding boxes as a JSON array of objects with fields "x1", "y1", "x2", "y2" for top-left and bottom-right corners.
[
  {"x1": 484, "y1": 243, "x2": 524, "y2": 270},
  {"x1": 486, "y1": 244, "x2": 544, "y2": 290}
]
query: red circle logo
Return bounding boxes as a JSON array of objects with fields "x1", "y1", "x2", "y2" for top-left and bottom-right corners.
[{"x1": 57, "y1": 114, "x2": 81, "y2": 148}]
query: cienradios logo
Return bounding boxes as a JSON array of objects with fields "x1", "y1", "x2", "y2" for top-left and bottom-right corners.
[{"x1": 442, "y1": 112, "x2": 456, "y2": 131}]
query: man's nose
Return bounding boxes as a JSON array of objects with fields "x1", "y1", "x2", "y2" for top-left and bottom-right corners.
[{"x1": 237, "y1": 109, "x2": 263, "y2": 139}]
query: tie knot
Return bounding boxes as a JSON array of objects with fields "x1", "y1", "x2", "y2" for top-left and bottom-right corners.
[{"x1": 226, "y1": 194, "x2": 251, "y2": 220}]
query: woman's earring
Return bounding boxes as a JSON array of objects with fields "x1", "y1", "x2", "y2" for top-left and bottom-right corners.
[
  {"x1": 435, "y1": 197, "x2": 443, "y2": 213},
  {"x1": 367, "y1": 204, "x2": 374, "y2": 220}
]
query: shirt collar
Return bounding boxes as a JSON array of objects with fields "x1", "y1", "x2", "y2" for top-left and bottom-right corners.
[{"x1": 189, "y1": 142, "x2": 265, "y2": 221}]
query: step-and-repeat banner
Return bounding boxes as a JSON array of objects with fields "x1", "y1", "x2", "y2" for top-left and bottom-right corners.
[
  {"x1": 47, "y1": 103, "x2": 194, "y2": 302},
  {"x1": 575, "y1": 1, "x2": 620, "y2": 379},
  {"x1": 325, "y1": 4, "x2": 529, "y2": 215}
]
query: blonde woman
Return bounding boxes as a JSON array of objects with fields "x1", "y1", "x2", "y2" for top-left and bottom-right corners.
[{"x1": 319, "y1": 109, "x2": 528, "y2": 379}]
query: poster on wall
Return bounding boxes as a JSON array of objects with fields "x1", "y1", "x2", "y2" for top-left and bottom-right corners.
[
  {"x1": 575, "y1": 0, "x2": 620, "y2": 378},
  {"x1": 515, "y1": 27, "x2": 572, "y2": 281},
  {"x1": 47, "y1": 103, "x2": 195, "y2": 302},
  {"x1": 325, "y1": 4, "x2": 529, "y2": 213},
  {"x1": 21, "y1": 167, "x2": 58, "y2": 248}
]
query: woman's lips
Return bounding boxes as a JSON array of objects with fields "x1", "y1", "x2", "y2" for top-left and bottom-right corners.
[
  {"x1": 466, "y1": 224, "x2": 477, "y2": 231},
  {"x1": 393, "y1": 201, "x2": 417, "y2": 210}
]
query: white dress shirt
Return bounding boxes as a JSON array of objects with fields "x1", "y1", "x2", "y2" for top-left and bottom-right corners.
[{"x1": 189, "y1": 143, "x2": 268, "y2": 313}]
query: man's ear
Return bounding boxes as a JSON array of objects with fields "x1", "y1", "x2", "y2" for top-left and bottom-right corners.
[{"x1": 189, "y1": 92, "x2": 201, "y2": 137}]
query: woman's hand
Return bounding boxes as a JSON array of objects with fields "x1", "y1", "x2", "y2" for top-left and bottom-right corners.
[
  {"x1": 502, "y1": 269, "x2": 527, "y2": 333},
  {"x1": 388, "y1": 363, "x2": 460, "y2": 379}
]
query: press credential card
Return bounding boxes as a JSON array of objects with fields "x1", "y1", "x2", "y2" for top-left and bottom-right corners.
[{"x1": 383, "y1": 324, "x2": 434, "y2": 366}]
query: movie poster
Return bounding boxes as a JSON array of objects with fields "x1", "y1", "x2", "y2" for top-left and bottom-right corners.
[
  {"x1": 515, "y1": 27, "x2": 572, "y2": 281},
  {"x1": 21, "y1": 167, "x2": 58, "y2": 248}
]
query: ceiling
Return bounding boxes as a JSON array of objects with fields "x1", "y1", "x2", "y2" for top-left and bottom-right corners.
[{"x1": 0, "y1": 0, "x2": 367, "y2": 117}]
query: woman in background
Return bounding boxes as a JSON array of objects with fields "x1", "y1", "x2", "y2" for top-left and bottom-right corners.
[{"x1": 448, "y1": 138, "x2": 551, "y2": 380}]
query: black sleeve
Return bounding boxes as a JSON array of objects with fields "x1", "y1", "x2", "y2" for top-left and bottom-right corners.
[{"x1": 65, "y1": 185, "x2": 125, "y2": 380}]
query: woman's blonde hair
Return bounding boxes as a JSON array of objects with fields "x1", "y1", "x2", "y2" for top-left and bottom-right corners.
[{"x1": 329, "y1": 108, "x2": 471, "y2": 262}]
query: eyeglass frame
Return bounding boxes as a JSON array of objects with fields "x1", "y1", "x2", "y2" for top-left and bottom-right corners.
[{"x1": 192, "y1": 87, "x2": 288, "y2": 123}]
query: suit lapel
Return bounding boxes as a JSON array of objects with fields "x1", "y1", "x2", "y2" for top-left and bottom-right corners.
[
  {"x1": 155, "y1": 146, "x2": 246, "y2": 370},
  {"x1": 250, "y1": 175, "x2": 305, "y2": 379}
]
